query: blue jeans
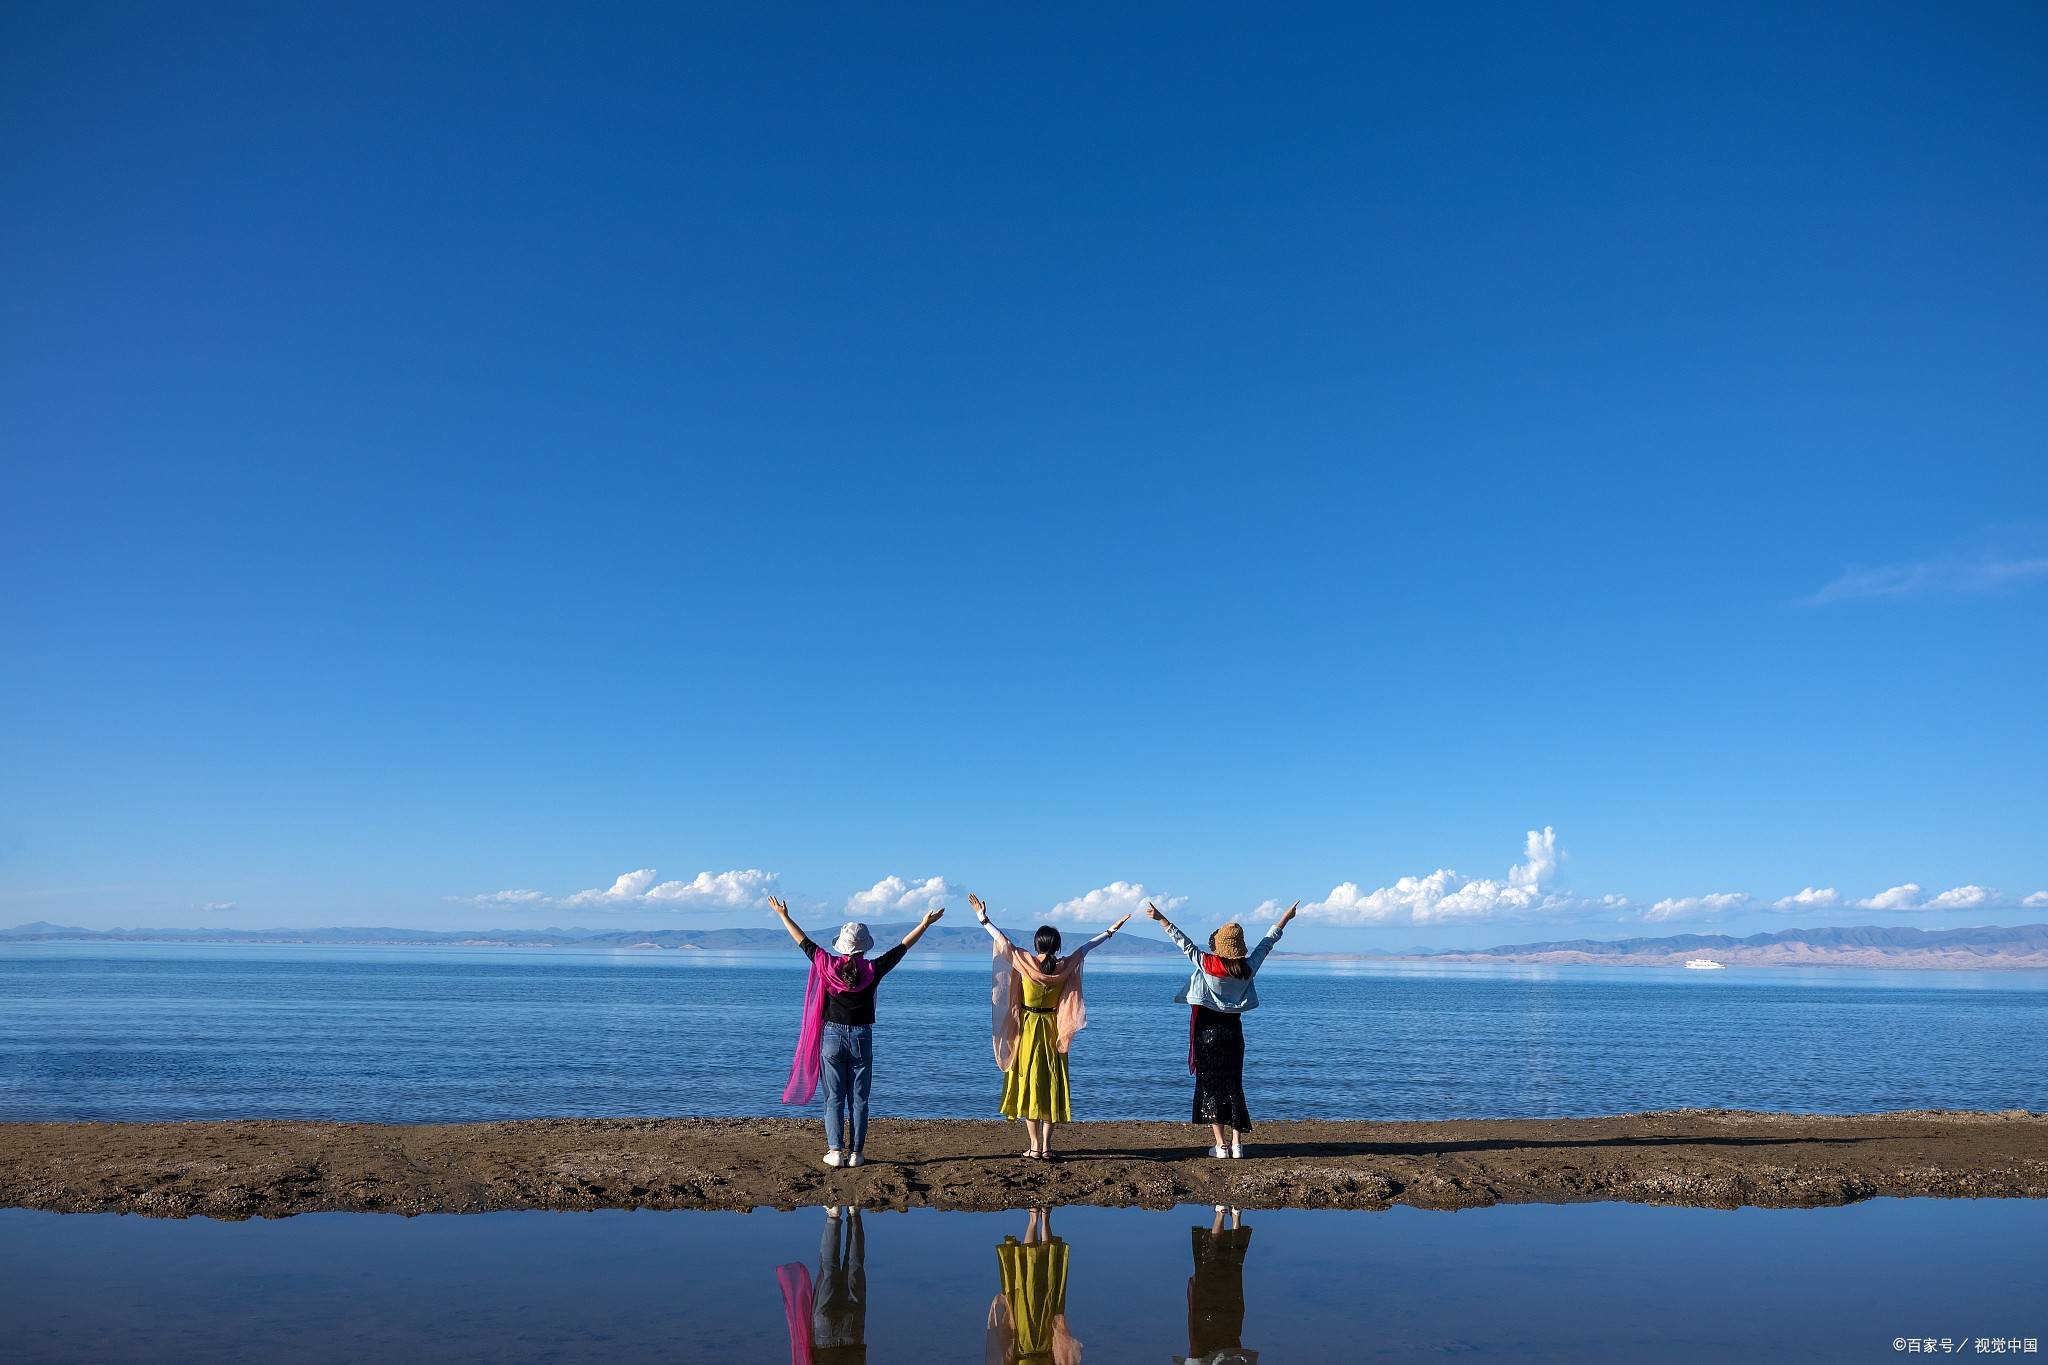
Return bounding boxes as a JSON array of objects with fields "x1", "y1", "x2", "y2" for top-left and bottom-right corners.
[{"x1": 820, "y1": 1023, "x2": 872, "y2": 1153}]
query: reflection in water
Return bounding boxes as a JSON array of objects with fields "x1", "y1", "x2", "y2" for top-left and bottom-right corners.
[
  {"x1": 1179, "y1": 1207, "x2": 1258, "y2": 1365},
  {"x1": 987, "y1": 1206, "x2": 1083, "y2": 1365},
  {"x1": 6, "y1": 1201, "x2": 2042, "y2": 1363},
  {"x1": 777, "y1": 1205, "x2": 868, "y2": 1364}
]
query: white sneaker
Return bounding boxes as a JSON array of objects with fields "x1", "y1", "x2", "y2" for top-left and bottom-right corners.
[
  {"x1": 1210, "y1": 1145, "x2": 1228, "y2": 1159},
  {"x1": 1230, "y1": 1139, "x2": 1243, "y2": 1158},
  {"x1": 846, "y1": 1152, "x2": 864, "y2": 1168},
  {"x1": 823, "y1": 1150, "x2": 844, "y2": 1168}
]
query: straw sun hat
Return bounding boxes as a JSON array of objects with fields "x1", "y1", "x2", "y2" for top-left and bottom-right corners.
[{"x1": 1208, "y1": 922, "x2": 1249, "y2": 959}]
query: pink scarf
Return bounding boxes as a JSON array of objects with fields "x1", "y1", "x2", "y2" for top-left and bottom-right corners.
[
  {"x1": 776, "y1": 1261, "x2": 814, "y2": 1365},
  {"x1": 989, "y1": 938, "x2": 1089, "y2": 1072},
  {"x1": 783, "y1": 950, "x2": 878, "y2": 1105}
]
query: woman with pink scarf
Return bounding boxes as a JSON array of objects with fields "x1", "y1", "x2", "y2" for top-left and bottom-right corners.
[{"x1": 773, "y1": 894, "x2": 945, "y2": 1169}]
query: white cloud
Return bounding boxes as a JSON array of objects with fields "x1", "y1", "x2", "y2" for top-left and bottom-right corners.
[
  {"x1": 200, "y1": 901, "x2": 238, "y2": 912},
  {"x1": 454, "y1": 888, "x2": 549, "y2": 906},
  {"x1": 641, "y1": 869, "x2": 779, "y2": 907},
  {"x1": 562, "y1": 869, "x2": 660, "y2": 905},
  {"x1": 447, "y1": 848, "x2": 2034, "y2": 929},
  {"x1": 1047, "y1": 880, "x2": 1187, "y2": 923},
  {"x1": 846, "y1": 875, "x2": 955, "y2": 917},
  {"x1": 1771, "y1": 887, "x2": 1841, "y2": 913},
  {"x1": 1299, "y1": 828, "x2": 1566, "y2": 925},
  {"x1": 1641, "y1": 892, "x2": 1751, "y2": 923},
  {"x1": 1849, "y1": 883, "x2": 1997, "y2": 913},
  {"x1": 1509, "y1": 826, "x2": 1561, "y2": 890},
  {"x1": 459, "y1": 868, "x2": 780, "y2": 911},
  {"x1": 1801, "y1": 555, "x2": 2048, "y2": 606},
  {"x1": 1856, "y1": 883, "x2": 1925, "y2": 911}
]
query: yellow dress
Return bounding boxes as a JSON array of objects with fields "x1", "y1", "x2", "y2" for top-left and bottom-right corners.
[
  {"x1": 999, "y1": 973, "x2": 1072, "y2": 1122},
  {"x1": 994, "y1": 1236, "x2": 1071, "y2": 1363}
]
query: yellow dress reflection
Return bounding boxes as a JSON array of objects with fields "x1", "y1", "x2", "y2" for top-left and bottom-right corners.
[{"x1": 986, "y1": 1207, "x2": 1082, "y2": 1365}]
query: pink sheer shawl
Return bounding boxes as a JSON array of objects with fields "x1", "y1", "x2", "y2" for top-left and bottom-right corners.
[
  {"x1": 986, "y1": 1294, "x2": 1083, "y2": 1365},
  {"x1": 776, "y1": 1261, "x2": 814, "y2": 1365},
  {"x1": 783, "y1": 949, "x2": 878, "y2": 1105},
  {"x1": 988, "y1": 936, "x2": 1090, "y2": 1071}
]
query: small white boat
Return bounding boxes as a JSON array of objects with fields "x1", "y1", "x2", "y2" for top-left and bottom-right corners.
[{"x1": 1684, "y1": 957, "x2": 1725, "y2": 970}]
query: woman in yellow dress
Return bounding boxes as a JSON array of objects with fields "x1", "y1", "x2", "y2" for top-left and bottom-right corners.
[{"x1": 971, "y1": 893, "x2": 1132, "y2": 1160}]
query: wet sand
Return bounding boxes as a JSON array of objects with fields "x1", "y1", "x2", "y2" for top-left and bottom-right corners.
[{"x1": 3, "y1": 1110, "x2": 2043, "y2": 1218}]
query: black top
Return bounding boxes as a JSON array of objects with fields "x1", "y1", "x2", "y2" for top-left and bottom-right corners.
[{"x1": 800, "y1": 939, "x2": 910, "y2": 1026}]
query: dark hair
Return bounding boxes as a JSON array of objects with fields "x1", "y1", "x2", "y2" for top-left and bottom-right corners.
[
  {"x1": 1032, "y1": 924, "x2": 1062, "y2": 973},
  {"x1": 1208, "y1": 931, "x2": 1252, "y2": 979},
  {"x1": 834, "y1": 952, "x2": 866, "y2": 985}
]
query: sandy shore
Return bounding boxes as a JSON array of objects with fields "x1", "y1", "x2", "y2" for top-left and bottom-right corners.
[{"x1": 4, "y1": 1110, "x2": 2043, "y2": 1218}]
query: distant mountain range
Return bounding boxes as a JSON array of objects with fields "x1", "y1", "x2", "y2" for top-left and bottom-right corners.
[
  {"x1": 0, "y1": 920, "x2": 1181, "y2": 956},
  {"x1": 4, "y1": 920, "x2": 2045, "y2": 968},
  {"x1": 1398, "y1": 922, "x2": 2048, "y2": 970}
]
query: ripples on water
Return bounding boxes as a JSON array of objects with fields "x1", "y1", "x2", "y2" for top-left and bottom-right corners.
[
  {"x1": 4, "y1": 1201, "x2": 2044, "y2": 1364},
  {"x1": 1, "y1": 944, "x2": 2045, "y2": 1122}
]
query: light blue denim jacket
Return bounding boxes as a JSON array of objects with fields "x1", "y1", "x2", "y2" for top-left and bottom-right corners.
[{"x1": 1164, "y1": 921, "x2": 1285, "y2": 1012}]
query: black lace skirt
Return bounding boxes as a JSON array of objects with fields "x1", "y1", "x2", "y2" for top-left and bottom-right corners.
[
  {"x1": 1187, "y1": 1225, "x2": 1253, "y2": 1355},
  {"x1": 1190, "y1": 1006, "x2": 1252, "y2": 1131}
]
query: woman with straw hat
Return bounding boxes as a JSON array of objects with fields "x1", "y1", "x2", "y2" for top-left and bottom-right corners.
[{"x1": 1142, "y1": 899, "x2": 1299, "y2": 1158}]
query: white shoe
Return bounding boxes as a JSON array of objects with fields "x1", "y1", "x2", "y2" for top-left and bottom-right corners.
[
  {"x1": 1210, "y1": 1145, "x2": 1228, "y2": 1159},
  {"x1": 1230, "y1": 1139, "x2": 1243, "y2": 1158},
  {"x1": 846, "y1": 1152, "x2": 864, "y2": 1168},
  {"x1": 823, "y1": 1150, "x2": 844, "y2": 1168}
]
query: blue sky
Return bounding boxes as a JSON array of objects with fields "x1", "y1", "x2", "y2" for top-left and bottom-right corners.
[{"x1": 3, "y1": 3, "x2": 2044, "y2": 949}]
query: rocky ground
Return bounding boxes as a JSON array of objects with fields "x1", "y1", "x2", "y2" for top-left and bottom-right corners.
[{"x1": 3, "y1": 1110, "x2": 2043, "y2": 1219}]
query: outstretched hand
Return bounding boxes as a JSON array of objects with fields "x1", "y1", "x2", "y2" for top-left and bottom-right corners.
[
  {"x1": 768, "y1": 895, "x2": 790, "y2": 918},
  {"x1": 1108, "y1": 912, "x2": 1134, "y2": 933},
  {"x1": 1143, "y1": 901, "x2": 1165, "y2": 922},
  {"x1": 922, "y1": 906, "x2": 947, "y2": 925},
  {"x1": 969, "y1": 893, "x2": 989, "y2": 921},
  {"x1": 1277, "y1": 899, "x2": 1300, "y2": 928}
]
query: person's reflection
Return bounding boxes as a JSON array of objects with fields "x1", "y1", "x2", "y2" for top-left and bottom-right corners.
[
  {"x1": 777, "y1": 1205, "x2": 867, "y2": 1364},
  {"x1": 1175, "y1": 1205, "x2": 1257, "y2": 1365},
  {"x1": 986, "y1": 1206, "x2": 1082, "y2": 1365}
]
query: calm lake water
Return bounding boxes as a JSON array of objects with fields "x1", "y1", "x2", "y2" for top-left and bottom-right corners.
[
  {"x1": 3, "y1": 943, "x2": 2046, "y2": 1123},
  {"x1": 3, "y1": 1200, "x2": 2043, "y2": 1363}
]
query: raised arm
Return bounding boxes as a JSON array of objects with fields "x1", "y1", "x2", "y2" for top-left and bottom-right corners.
[
  {"x1": 768, "y1": 895, "x2": 808, "y2": 948},
  {"x1": 969, "y1": 893, "x2": 1012, "y2": 949},
  {"x1": 1246, "y1": 901, "x2": 1300, "y2": 973},
  {"x1": 1067, "y1": 911, "x2": 1134, "y2": 963},
  {"x1": 899, "y1": 906, "x2": 946, "y2": 950},
  {"x1": 1143, "y1": 901, "x2": 1202, "y2": 962}
]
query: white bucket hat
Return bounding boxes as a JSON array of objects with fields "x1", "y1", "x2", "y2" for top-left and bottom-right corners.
[{"x1": 833, "y1": 922, "x2": 874, "y2": 955}]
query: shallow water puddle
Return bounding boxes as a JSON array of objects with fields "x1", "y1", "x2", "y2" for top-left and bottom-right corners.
[{"x1": 2, "y1": 1199, "x2": 2042, "y2": 1362}]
